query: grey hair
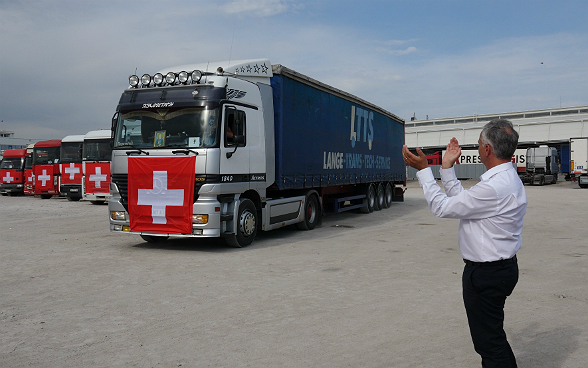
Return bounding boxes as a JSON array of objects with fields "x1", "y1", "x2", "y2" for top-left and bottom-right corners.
[{"x1": 480, "y1": 119, "x2": 519, "y2": 160}]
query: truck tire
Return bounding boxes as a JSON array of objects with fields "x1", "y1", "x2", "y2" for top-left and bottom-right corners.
[
  {"x1": 140, "y1": 234, "x2": 169, "y2": 243},
  {"x1": 384, "y1": 182, "x2": 393, "y2": 208},
  {"x1": 375, "y1": 183, "x2": 385, "y2": 211},
  {"x1": 225, "y1": 198, "x2": 258, "y2": 248},
  {"x1": 551, "y1": 174, "x2": 558, "y2": 184},
  {"x1": 539, "y1": 176, "x2": 545, "y2": 186},
  {"x1": 360, "y1": 183, "x2": 376, "y2": 213},
  {"x1": 296, "y1": 193, "x2": 320, "y2": 231}
]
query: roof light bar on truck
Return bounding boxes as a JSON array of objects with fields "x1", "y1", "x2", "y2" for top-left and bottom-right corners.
[{"x1": 128, "y1": 69, "x2": 205, "y2": 88}]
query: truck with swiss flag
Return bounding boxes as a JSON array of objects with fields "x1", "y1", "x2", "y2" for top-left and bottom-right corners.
[
  {"x1": 83, "y1": 129, "x2": 112, "y2": 203},
  {"x1": 60, "y1": 135, "x2": 85, "y2": 201},
  {"x1": 0, "y1": 148, "x2": 27, "y2": 196},
  {"x1": 109, "y1": 59, "x2": 405, "y2": 247},
  {"x1": 32, "y1": 140, "x2": 61, "y2": 199}
]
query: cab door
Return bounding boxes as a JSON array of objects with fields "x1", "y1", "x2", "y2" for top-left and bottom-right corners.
[{"x1": 220, "y1": 105, "x2": 251, "y2": 183}]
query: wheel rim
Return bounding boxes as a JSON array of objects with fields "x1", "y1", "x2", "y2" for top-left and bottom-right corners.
[
  {"x1": 307, "y1": 200, "x2": 316, "y2": 223},
  {"x1": 240, "y1": 210, "x2": 256, "y2": 236},
  {"x1": 369, "y1": 186, "x2": 376, "y2": 207}
]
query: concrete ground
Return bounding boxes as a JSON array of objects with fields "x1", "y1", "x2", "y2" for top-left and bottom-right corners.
[{"x1": 1, "y1": 179, "x2": 586, "y2": 368}]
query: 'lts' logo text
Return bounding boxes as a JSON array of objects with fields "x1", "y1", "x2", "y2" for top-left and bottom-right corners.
[{"x1": 350, "y1": 106, "x2": 374, "y2": 150}]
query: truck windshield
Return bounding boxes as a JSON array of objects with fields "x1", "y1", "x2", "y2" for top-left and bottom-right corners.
[
  {"x1": 84, "y1": 139, "x2": 112, "y2": 161},
  {"x1": 33, "y1": 147, "x2": 60, "y2": 165},
  {"x1": 1, "y1": 158, "x2": 24, "y2": 170},
  {"x1": 60, "y1": 142, "x2": 83, "y2": 163},
  {"x1": 113, "y1": 107, "x2": 219, "y2": 149}
]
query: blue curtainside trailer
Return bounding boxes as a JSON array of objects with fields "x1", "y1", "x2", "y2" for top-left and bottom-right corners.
[{"x1": 270, "y1": 65, "x2": 405, "y2": 191}]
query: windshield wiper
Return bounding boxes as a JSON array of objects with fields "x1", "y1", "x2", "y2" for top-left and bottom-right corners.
[
  {"x1": 172, "y1": 149, "x2": 199, "y2": 155},
  {"x1": 126, "y1": 148, "x2": 150, "y2": 156}
]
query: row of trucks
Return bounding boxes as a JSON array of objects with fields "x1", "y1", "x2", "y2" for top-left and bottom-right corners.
[
  {"x1": 108, "y1": 59, "x2": 406, "y2": 247},
  {"x1": 0, "y1": 130, "x2": 112, "y2": 201}
]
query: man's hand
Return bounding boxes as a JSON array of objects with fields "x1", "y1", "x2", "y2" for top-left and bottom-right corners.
[
  {"x1": 442, "y1": 137, "x2": 461, "y2": 169},
  {"x1": 403, "y1": 145, "x2": 428, "y2": 170}
]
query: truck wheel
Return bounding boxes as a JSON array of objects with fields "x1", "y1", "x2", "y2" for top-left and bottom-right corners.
[
  {"x1": 140, "y1": 234, "x2": 169, "y2": 243},
  {"x1": 375, "y1": 183, "x2": 385, "y2": 211},
  {"x1": 384, "y1": 182, "x2": 393, "y2": 208},
  {"x1": 296, "y1": 194, "x2": 320, "y2": 231},
  {"x1": 360, "y1": 184, "x2": 376, "y2": 213},
  {"x1": 539, "y1": 176, "x2": 545, "y2": 186},
  {"x1": 225, "y1": 198, "x2": 257, "y2": 248},
  {"x1": 552, "y1": 174, "x2": 558, "y2": 184}
]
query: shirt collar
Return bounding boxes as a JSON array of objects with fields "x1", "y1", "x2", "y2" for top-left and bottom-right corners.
[{"x1": 480, "y1": 162, "x2": 513, "y2": 181}]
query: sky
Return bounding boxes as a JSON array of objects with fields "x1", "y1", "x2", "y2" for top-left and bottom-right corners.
[{"x1": 1, "y1": 0, "x2": 587, "y2": 140}]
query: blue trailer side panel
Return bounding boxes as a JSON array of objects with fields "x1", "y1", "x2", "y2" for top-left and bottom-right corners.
[
  {"x1": 271, "y1": 74, "x2": 405, "y2": 190},
  {"x1": 560, "y1": 144, "x2": 570, "y2": 173}
]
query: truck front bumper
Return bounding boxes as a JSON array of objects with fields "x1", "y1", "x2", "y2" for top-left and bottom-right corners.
[{"x1": 108, "y1": 194, "x2": 222, "y2": 238}]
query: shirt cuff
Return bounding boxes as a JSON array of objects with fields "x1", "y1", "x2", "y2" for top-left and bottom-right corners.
[
  {"x1": 439, "y1": 166, "x2": 457, "y2": 181},
  {"x1": 415, "y1": 167, "x2": 435, "y2": 186}
]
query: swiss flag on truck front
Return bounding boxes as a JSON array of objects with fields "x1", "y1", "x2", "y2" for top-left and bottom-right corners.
[
  {"x1": 127, "y1": 156, "x2": 196, "y2": 234},
  {"x1": 60, "y1": 163, "x2": 83, "y2": 185},
  {"x1": 85, "y1": 162, "x2": 111, "y2": 194}
]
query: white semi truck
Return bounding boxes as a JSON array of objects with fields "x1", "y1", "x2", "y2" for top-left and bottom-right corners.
[
  {"x1": 570, "y1": 137, "x2": 588, "y2": 188},
  {"x1": 519, "y1": 146, "x2": 559, "y2": 185},
  {"x1": 108, "y1": 59, "x2": 406, "y2": 247}
]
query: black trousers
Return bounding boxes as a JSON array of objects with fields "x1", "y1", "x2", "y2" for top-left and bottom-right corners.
[{"x1": 462, "y1": 256, "x2": 519, "y2": 368}]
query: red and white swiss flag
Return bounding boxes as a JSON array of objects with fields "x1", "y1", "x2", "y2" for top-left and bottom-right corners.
[
  {"x1": 60, "y1": 163, "x2": 83, "y2": 185},
  {"x1": 85, "y1": 162, "x2": 111, "y2": 194},
  {"x1": 34, "y1": 165, "x2": 55, "y2": 190},
  {"x1": 128, "y1": 156, "x2": 196, "y2": 234},
  {"x1": 1, "y1": 169, "x2": 23, "y2": 184}
]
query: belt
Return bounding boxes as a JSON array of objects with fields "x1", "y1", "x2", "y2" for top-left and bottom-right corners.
[{"x1": 463, "y1": 255, "x2": 517, "y2": 268}]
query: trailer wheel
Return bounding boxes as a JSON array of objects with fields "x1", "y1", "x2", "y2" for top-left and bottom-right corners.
[
  {"x1": 360, "y1": 184, "x2": 376, "y2": 213},
  {"x1": 225, "y1": 198, "x2": 257, "y2": 248},
  {"x1": 140, "y1": 234, "x2": 168, "y2": 243},
  {"x1": 383, "y1": 182, "x2": 393, "y2": 208},
  {"x1": 374, "y1": 183, "x2": 385, "y2": 211},
  {"x1": 296, "y1": 193, "x2": 320, "y2": 231}
]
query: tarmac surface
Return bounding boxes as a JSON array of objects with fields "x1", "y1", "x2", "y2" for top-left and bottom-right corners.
[{"x1": 1, "y1": 179, "x2": 587, "y2": 368}]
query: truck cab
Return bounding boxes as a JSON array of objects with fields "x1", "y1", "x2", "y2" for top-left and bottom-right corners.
[
  {"x1": 0, "y1": 148, "x2": 27, "y2": 196},
  {"x1": 521, "y1": 146, "x2": 559, "y2": 185},
  {"x1": 60, "y1": 135, "x2": 85, "y2": 201},
  {"x1": 32, "y1": 140, "x2": 61, "y2": 199},
  {"x1": 83, "y1": 129, "x2": 113, "y2": 204}
]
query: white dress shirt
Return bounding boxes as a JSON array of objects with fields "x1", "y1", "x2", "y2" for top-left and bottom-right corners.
[{"x1": 416, "y1": 162, "x2": 527, "y2": 262}]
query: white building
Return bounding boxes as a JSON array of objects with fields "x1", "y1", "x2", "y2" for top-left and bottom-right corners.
[{"x1": 405, "y1": 105, "x2": 588, "y2": 151}]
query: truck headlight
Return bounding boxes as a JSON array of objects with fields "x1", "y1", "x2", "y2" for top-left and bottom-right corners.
[
  {"x1": 111, "y1": 211, "x2": 127, "y2": 221},
  {"x1": 192, "y1": 214, "x2": 208, "y2": 224}
]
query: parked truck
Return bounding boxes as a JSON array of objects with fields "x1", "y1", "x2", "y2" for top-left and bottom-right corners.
[
  {"x1": 23, "y1": 143, "x2": 35, "y2": 195},
  {"x1": 32, "y1": 140, "x2": 61, "y2": 199},
  {"x1": 0, "y1": 148, "x2": 27, "y2": 196},
  {"x1": 108, "y1": 59, "x2": 405, "y2": 247},
  {"x1": 60, "y1": 135, "x2": 85, "y2": 201},
  {"x1": 570, "y1": 137, "x2": 588, "y2": 188},
  {"x1": 83, "y1": 129, "x2": 113, "y2": 203},
  {"x1": 519, "y1": 146, "x2": 558, "y2": 185}
]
